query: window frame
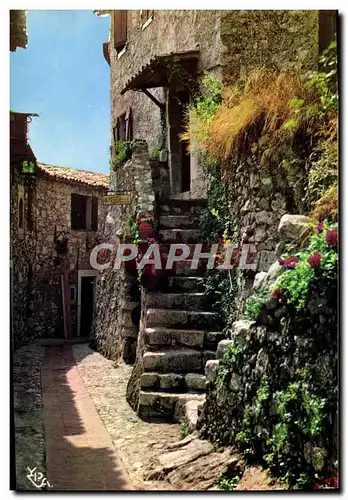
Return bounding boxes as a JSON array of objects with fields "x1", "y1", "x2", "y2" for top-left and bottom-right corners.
[{"x1": 113, "y1": 10, "x2": 127, "y2": 54}]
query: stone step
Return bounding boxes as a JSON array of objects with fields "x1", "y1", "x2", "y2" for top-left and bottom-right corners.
[
  {"x1": 166, "y1": 276, "x2": 205, "y2": 292},
  {"x1": 160, "y1": 242, "x2": 214, "y2": 259},
  {"x1": 160, "y1": 198, "x2": 207, "y2": 217},
  {"x1": 170, "y1": 260, "x2": 208, "y2": 276},
  {"x1": 159, "y1": 229, "x2": 201, "y2": 244},
  {"x1": 145, "y1": 327, "x2": 205, "y2": 348},
  {"x1": 146, "y1": 308, "x2": 219, "y2": 329},
  {"x1": 138, "y1": 390, "x2": 206, "y2": 422},
  {"x1": 159, "y1": 215, "x2": 199, "y2": 229},
  {"x1": 143, "y1": 348, "x2": 204, "y2": 373},
  {"x1": 140, "y1": 372, "x2": 206, "y2": 392},
  {"x1": 145, "y1": 292, "x2": 209, "y2": 311}
]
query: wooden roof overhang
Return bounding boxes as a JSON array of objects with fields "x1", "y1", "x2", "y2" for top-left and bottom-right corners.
[{"x1": 120, "y1": 50, "x2": 200, "y2": 107}]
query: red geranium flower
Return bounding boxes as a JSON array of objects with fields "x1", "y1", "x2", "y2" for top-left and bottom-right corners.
[
  {"x1": 326, "y1": 229, "x2": 338, "y2": 247},
  {"x1": 313, "y1": 476, "x2": 338, "y2": 489},
  {"x1": 283, "y1": 256, "x2": 300, "y2": 269},
  {"x1": 307, "y1": 251, "x2": 322, "y2": 268},
  {"x1": 278, "y1": 257, "x2": 285, "y2": 266}
]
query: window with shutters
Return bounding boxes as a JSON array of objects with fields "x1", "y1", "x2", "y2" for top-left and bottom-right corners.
[
  {"x1": 71, "y1": 193, "x2": 87, "y2": 230},
  {"x1": 71, "y1": 194, "x2": 98, "y2": 231},
  {"x1": 113, "y1": 10, "x2": 127, "y2": 53},
  {"x1": 113, "y1": 108, "x2": 133, "y2": 143},
  {"x1": 91, "y1": 196, "x2": 98, "y2": 231}
]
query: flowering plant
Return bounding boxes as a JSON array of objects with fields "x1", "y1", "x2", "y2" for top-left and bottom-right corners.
[{"x1": 271, "y1": 220, "x2": 338, "y2": 308}]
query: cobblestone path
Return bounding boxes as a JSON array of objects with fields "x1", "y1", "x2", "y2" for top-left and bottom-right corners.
[
  {"x1": 73, "y1": 344, "x2": 182, "y2": 490},
  {"x1": 13, "y1": 344, "x2": 46, "y2": 490},
  {"x1": 41, "y1": 345, "x2": 133, "y2": 491}
]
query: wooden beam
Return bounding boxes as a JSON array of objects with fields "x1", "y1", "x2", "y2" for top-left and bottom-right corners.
[{"x1": 141, "y1": 89, "x2": 165, "y2": 111}]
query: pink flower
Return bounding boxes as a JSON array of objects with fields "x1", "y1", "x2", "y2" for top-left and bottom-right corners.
[
  {"x1": 326, "y1": 229, "x2": 338, "y2": 247},
  {"x1": 278, "y1": 256, "x2": 299, "y2": 269},
  {"x1": 307, "y1": 251, "x2": 322, "y2": 268},
  {"x1": 316, "y1": 221, "x2": 324, "y2": 233}
]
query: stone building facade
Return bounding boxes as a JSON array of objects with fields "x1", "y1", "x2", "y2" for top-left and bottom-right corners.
[
  {"x1": 10, "y1": 111, "x2": 109, "y2": 347},
  {"x1": 98, "y1": 10, "x2": 335, "y2": 201},
  {"x1": 91, "y1": 10, "x2": 337, "y2": 420}
]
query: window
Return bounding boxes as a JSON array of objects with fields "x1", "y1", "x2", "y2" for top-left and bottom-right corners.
[
  {"x1": 113, "y1": 108, "x2": 133, "y2": 143},
  {"x1": 113, "y1": 10, "x2": 127, "y2": 53},
  {"x1": 71, "y1": 194, "x2": 98, "y2": 231}
]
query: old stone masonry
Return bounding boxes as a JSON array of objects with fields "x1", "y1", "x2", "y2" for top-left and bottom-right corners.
[{"x1": 11, "y1": 9, "x2": 338, "y2": 492}]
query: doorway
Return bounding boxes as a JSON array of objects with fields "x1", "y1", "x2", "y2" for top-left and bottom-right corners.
[
  {"x1": 77, "y1": 270, "x2": 97, "y2": 338},
  {"x1": 167, "y1": 89, "x2": 191, "y2": 195}
]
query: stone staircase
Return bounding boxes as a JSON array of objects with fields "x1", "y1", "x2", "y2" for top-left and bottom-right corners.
[{"x1": 137, "y1": 199, "x2": 224, "y2": 422}]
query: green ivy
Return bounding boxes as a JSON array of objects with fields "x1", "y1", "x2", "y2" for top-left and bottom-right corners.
[
  {"x1": 244, "y1": 288, "x2": 269, "y2": 321},
  {"x1": 218, "y1": 472, "x2": 240, "y2": 491},
  {"x1": 273, "y1": 222, "x2": 338, "y2": 308},
  {"x1": 244, "y1": 221, "x2": 338, "y2": 317},
  {"x1": 111, "y1": 140, "x2": 134, "y2": 170}
]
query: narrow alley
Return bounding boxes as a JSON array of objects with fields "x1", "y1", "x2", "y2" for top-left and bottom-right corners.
[{"x1": 10, "y1": 9, "x2": 339, "y2": 492}]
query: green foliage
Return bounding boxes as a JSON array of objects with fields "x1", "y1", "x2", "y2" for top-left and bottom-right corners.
[
  {"x1": 244, "y1": 288, "x2": 269, "y2": 321},
  {"x1": 111, "y1": 140, "x2": 134, "y2": 170},
  {"x1": 149, "y1": 147, "x2": 161, "y2": 161},
  {"x1": 265, "y1": 381, "x2": 327, "y2": 487},
  {"x1": 179, "y1": 419, "x2": 189, "y2": 438},
  {"x1": 236, "y1": 377, "x2": 271, "y2": 458},
  {"x1": 273, "y1": 222, "x2": 338, "y2": 308},
  {"x1": 217, "y1": 342, "x2": 248, "y2": 388},
  {"x1": 306, "y1": 140, "x2": 338, "y2": 209},
  {"x1": 218, "y1": 472, "x2": 240, "y2": 491},
  {"x1": 195, "y1": 73, "x2": 222, "y2": 120},
  {"x1": 283, "y1": 41, "x2": 337, "y2": 132},
  {"x1": 204, "y1": 270, "x2": 237, "y2": 329},
  {"x1": 21, "y1": 160, "x2": 35, "y2": 174},
  {"x1": 129, "y1": 214, "x2": 140, "y2": 243},
  {"x1": 181, "y1": 73, "x2": 222, "y2": 152},
  {"x1": 199, "y1": 157, "x2": 232, "y2": 242}
]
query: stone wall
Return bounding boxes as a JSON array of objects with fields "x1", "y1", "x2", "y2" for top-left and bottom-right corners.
[
  {"x1": 11, "y1": 168, "x2": 108, "y2": 347},
  {"x1": 225, "y1": 142, "x2": 309, "y2": 308},
  {"x1": 198, "y1": 216, "x2": 338, "y2": 484},
  {"x1": 111, "y1": 10, "x2": 223, "y2": 151},
  {"x1": 10, "y1": 163, "x2": 31, "y2": 349},
  {"x1": 220, "y1": 10, "x2": 319, "y2": 83},
  {"x1": 91, "y1": 141, "x2": 156, "y2": 363}
]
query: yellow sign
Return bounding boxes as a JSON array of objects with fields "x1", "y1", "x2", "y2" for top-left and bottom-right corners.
[{"x1": 103, "y1": 193, "x2": 132, "y2": 205}]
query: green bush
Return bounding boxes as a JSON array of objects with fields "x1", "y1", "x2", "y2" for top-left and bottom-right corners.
[{"x1": 111, "y1": 140, "x2": 134, "y2": 170}]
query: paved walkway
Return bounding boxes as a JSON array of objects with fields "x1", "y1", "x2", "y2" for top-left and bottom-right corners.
[
  {"x1": 41, "y1": 345, "x2": 133, "y2": 491},
  {"x1": 73, "y1": 344, "x2": 182, "y2": 490}
]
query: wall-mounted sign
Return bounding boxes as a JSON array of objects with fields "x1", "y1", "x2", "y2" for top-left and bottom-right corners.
[{"x1": 103, "y1": 192, "x2": 132, "y2": 205}]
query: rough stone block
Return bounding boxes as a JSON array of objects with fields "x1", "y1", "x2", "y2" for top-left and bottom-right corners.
[
  {"x1": 216, "y1": 340, "x2": 234, "y2": 359},
  {"x1": 278, "y1": 214, "x2": 312, "y2": 242},
  {"x1": 230, "y1": 320, "x2": 253, "y2": 344},
  {"x1": 205, "y1": 360, "x2": 220, "y2": 382},
  {"x1": 159, "y1": 373, "x2": 183, "y2": 390},
  {"x1": 185, "y1": 373, "x2": 206, "y2": 391},
  {"x1": 140, "y1": 373, "x2": 158, "y2": 389}
]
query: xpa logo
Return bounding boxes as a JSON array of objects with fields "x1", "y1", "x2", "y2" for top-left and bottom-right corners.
[{"x1": 26, "y1": 466, "x2": 52, "y2": 489}]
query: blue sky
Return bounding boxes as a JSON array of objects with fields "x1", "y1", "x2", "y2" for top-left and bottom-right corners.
[{"x1": 10, "y1": 10, "x2": 111, "y2": 174}]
